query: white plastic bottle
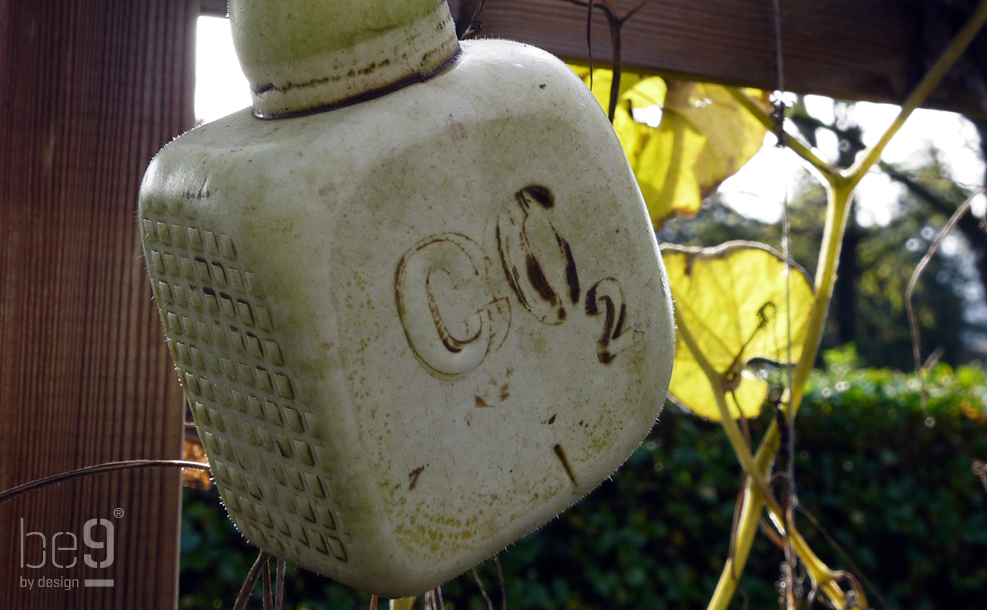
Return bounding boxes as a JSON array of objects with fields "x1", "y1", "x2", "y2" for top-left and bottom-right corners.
[{"x1": 139, "y1": 0, "x2": 674, "y2": 597}]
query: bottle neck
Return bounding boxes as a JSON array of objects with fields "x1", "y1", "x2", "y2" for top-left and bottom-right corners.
[{"x1": 231, "y1": 0, "x2": 460, "y2": 118}]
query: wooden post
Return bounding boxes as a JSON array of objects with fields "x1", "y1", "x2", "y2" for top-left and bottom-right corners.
[{"x1": 0, "y1": 1, "x2": 197, "y2": 608}]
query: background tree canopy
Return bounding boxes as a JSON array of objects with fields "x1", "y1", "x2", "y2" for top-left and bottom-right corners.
[{"x1": 658, "y1": 97, "x2": 987, "y2": 371}]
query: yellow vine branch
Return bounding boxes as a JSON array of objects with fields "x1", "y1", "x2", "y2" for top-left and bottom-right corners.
[
  {"x1": 707, "y1": 2, "x2": 987, "y2": 609},
  {"x1": 673, "y1": 309, "x2": 784, "y2": 518},
  {"x1": 725, "y1": 87, "x2": 836, "y2": 182},
  {"x1": 846, "y1": 0, "x2": 987, "y2": 191}
]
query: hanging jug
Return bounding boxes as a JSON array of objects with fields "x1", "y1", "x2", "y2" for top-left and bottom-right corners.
[{"x1": 138, "y1": 0, "x2": 674, "y2": 597}]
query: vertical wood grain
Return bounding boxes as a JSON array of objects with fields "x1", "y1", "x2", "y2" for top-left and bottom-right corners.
[{"x1": 0, "y1": 1, "x2": 197, "y2": 608}]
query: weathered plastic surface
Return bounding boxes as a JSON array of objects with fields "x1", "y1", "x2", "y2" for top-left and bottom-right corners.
[{"x1": 139, "y1": 35, "x2": 674, "y2": 597}]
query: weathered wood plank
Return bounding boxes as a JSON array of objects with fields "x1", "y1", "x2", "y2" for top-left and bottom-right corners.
[
  {"x1": 201, "y1": 0, "x2": 226, "y2": 16},
  {"x1": 199, "y1": 1, "x2": 987, "y2": 114},
  {"x1": 0, "y1": 0, "x2": 195, "y2": 607},
  {"x1": 458, "y1": 0, "x2": 987, "y2": 116}
]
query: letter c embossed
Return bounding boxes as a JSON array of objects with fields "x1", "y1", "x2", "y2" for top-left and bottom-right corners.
[{"x1": 396, "y1": 233, "x2": 509, "y2": 379}]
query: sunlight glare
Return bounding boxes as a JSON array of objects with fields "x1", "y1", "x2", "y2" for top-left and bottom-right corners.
[{"x1": 196, "y1": 16, "x2": 251, "y2": 124}]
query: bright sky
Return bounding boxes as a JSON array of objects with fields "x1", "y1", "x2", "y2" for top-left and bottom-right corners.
[
  {"x1": 195, "y1": 17, "x2": 252, "y2": 123},
  {"x1": 717, "y1": 98, "x2": 986, "y2": 226},
  {"x1": 196, "y1": 16, "x2": 986, "y2": 228}
]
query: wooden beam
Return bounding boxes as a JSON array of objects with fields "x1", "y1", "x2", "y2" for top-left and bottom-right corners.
[
  {"x1": 0, "y1": 0, "x2": 195, "y2": 607},
  {"x1": 201, "y1": 0, "x2": 227, "y2": 16},
  {"x1": 198, "y1": 1, "x2": 987, "y2": 114},
  {"x1": 459, "y1": 0, "x2": 987, "y2": 117}
]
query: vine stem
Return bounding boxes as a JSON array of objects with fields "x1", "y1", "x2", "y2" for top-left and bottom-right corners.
[
  {"x1": 846, "y1": 0, "x2": 987, "y2": 192},
  {"x1": 673, "y1": 309, "x2": 784, "y2": 519},
  {"x1": 678, "y1": 303, "x2": 850, "y2": 607},
  {"x1": 726, "y1": 87, "x2": 833, "y2": 178},
  {"x1": 707, "y1": 2, "x2": 987, "y2": 609}
]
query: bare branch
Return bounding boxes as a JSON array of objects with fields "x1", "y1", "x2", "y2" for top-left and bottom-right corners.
[
  {"x1": 905, "y1": 188, "x2": 985, "y2": 416},
  {"x1": 234, "y1": 552, "x2": 272, "y2": 610}
]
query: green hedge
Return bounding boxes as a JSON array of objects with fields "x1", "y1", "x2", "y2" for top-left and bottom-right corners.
[{"x1": 179, "y1": 347, "x2": 987, "y2": 609}]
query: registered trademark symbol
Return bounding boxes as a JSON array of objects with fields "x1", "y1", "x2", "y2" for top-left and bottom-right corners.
[{"x1": 113, "y1": 508, "x2": 124, "y2": 519}]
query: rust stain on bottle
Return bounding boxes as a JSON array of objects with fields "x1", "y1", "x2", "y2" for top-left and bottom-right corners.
[
  {"x1": 553, "y1": 444, "x2": 578, "y2": 489},
  {"x1": 408, "y1": 465, "x2": 426, "y2": 490}
]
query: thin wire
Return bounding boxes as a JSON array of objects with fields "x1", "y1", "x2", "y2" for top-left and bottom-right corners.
[
  {"x1": 0, "y1": 459, "x2": 211, "y2": 505},
  {"x1": 772, "y1": 0, "x2": 785, "y2": 94},
  {"x1": 772, "y1": 1, "x2": 798, "y2": 608}
]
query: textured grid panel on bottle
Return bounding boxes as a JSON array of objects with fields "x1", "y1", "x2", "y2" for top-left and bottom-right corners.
[{"x1": 141, "y1": 207, "x2": 348, "y2": 566}]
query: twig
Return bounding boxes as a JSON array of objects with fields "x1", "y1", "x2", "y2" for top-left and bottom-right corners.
[
  {"x1": 234, "y1": 551, "x2": 272, "y2": 610},
  {"x1": 704, "y1": 148, "x2": 849, "y2": 610},
  {"x1": 0, "y1": 459, "x2": 211, "y2": 505},
  {"x1": 263, "y1": 557, "x2": 273, "y2": 610},
  {"x1": 845, "y1": 0, "x2": 987, "y2": 190},
  {"x1": 560, "y1": 0, "x2": 648, "y2": 121},
  {"x1": 495, "y1": 554, "x2": 507, "y2": 610},
  {"x1": 727, "y1": 474, "x2": 749, "y2": 582},
  {"x1": 711, "y1": 5, "x2": 987, "y2": 607},
  {"x1": 460, "y1": 0, "x2": 487, "y2": 39},
  {"x1": 757, "y1": 517, "x2": 787, "y2": 549},
  {"x1": 905, "y1": 188, "x2": 985, "y2": 416},
  {"x1": 276, "y1": 559, "x2": 285, "y2": 610},
  {"x1": 673, "y1": 308, "x2": 785, "y2": 519},
  {"x1": 973, "y1": 460, "x2": 987, "y2": 495},
  {"x1": 726, "y1": 87, "x2": 835, "y2": 179},
  {"x1": 472, "y1": 567, "x2": 495, "y2": 610},
  {"x1": 798, "y1": 505, "x2": 894, "y2": 610}
]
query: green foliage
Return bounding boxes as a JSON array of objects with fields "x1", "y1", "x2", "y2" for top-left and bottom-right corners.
[
  {"x1": 180, "y1": 348, "x2": 987, "y2": 610},
  {"x1": 180, "y1": 492, "x2": 366, "y2": 610}
]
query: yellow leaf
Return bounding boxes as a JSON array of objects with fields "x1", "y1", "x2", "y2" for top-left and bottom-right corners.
[
  {"x1": 569, "y1": 67, "x2": 767, "y2": 230},
  {"x1": 662, "y1": 242, "x2": 814, "y2": 420},
  {"x1": 182, "y1": 436, "x2": 212, "y2": 490},
  {"x1": 666, "y1": 353, "x2": 770, "y2": 421},
  {"x1": 663, "y1": 82, "x2": 769, "y2": 199},
  {"x1": 634, "y1": 113, "x2": 706, "y2": 225},
  {"x1": 389, "y1": 598, "x2": 416, "y2": 610},
  {"x1": 640, "y1": 82, "x2": 769, "y2": 228},
  {"x1": 623, "y1": 77, "x2": 667, "y2": 110},
  {"x1": 578, "y1": 68, "x2": 647, "y2": 114},
  {"x1": 569, "y1": 68, "x2": 665, "y2": 161}
]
